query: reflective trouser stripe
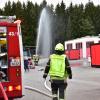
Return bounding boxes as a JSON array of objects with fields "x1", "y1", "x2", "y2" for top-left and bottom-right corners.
[{"x1": 52, "y1": 94, "x2": 58, "y2": 98}]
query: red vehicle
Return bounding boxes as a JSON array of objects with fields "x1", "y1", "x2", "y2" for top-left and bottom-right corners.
[{"x1": 0, "y1": 16, "x2": 24, "y2": 99}]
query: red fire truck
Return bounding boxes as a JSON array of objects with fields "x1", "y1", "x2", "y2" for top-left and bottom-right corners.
[{"x1": 0, "y1": 16, "x2": 24, "y2": 99}]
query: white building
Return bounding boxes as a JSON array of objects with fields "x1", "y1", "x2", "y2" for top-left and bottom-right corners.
[{"x1": 65, "y1": 36, "x2": 100, "y2": 59}]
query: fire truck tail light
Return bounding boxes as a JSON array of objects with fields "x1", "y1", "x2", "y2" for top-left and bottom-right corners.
[
  {"x1": 15, "y1": 85, "x2": 21, "y2": 91},
  {"x1": 8, "y1": 86, "x2": 13, "y2": 92},
  {"x1": 7, "y1": 85, "x2": 21, "y2": 92}
]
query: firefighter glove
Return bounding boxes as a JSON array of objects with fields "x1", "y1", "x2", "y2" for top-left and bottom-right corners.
[
  {"x1": 69, "y1": 74, "x2": 72, "y2": 79},
  {"x1": 43, "y1": 73, "x2": 47, "y2": 79}
]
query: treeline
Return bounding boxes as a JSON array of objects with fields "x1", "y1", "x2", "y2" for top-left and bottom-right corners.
[{"x1": 0, "y1": 0, "x2": 100, "y2": 46}]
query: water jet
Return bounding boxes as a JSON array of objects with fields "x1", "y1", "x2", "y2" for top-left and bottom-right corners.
[{"x1": 36, "y1": 7, "x2": 52, "y2": 58}]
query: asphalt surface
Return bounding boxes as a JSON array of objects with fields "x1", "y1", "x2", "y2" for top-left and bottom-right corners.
[{"x1": 15, "y1": 59, "x2": 100, "y2": 100}]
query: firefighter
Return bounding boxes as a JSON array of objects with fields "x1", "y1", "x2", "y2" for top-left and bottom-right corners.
[
  {"x1": 43, "y1": 43, "x2": 72, "y2": 100},
  {"x1": 24, "y1": 57, "x2": 29, "y2": 72},
  {"x1": 33, "y1": 55, "x2": 39, "y2": 66}
]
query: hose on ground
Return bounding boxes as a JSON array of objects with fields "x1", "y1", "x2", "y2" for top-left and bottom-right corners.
[
  {"x1": 25, "y1": 85, "x2": 52, "y2": 98},
  {"x1": 44, "y1": 80, "x2": 51, "y2": 92}
]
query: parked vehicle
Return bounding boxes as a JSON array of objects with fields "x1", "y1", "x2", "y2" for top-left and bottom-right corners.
[{"x1": 0, "y1": 16, "x2": 24, "y2": 99}]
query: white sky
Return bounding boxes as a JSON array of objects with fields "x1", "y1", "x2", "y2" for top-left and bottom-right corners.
[{"x1": 0, "y1": 0, "x2": 100, "y2": 8}]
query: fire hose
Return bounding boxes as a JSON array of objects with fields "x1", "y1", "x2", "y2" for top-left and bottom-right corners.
[
  {"x1": 25, "y1": 80, "x2": 52, "y2": 98},
  {"x1": 0, "y1": 82, "x2": 8, "y2": 100},
  {"x1": 44, "y1": 80, "x2": 51, "y2": 92}
]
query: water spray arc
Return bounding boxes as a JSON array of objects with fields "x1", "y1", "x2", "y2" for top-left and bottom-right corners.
[{"x1": 36, "y1": 7, "x2": 52, "y2": 58}]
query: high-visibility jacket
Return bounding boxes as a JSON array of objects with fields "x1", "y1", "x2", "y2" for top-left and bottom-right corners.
[{"x1": 49, "y1": 54, "x2": 67, "y2": 79}]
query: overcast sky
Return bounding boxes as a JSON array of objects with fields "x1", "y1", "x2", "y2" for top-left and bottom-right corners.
[{"x1": 0, "y1": 0, "x2": 100, "y2": 8}]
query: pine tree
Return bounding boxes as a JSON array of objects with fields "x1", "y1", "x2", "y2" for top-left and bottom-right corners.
[{"x1": 4, "y1": 1, "x2": 12, "y2": 15}]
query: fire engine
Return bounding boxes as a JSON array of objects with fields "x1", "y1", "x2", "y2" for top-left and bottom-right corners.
[{"x1": 0, "y1": 16, "x2": 24, "y2": 99}]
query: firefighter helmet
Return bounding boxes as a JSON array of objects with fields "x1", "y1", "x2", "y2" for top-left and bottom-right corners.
[{"x1": 55, "y1": 43, "x2": 64, "y2": 51}]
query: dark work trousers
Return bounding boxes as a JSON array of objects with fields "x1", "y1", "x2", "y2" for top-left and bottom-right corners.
[{"x1": 51, "y1": 80, "x2": 67, "y2": 100}]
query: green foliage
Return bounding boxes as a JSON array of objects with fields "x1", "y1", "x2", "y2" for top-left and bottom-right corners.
[
  {"x1": 80, "y1": 18, "x2": 95, "y2": 36},
  {"x1": 4, "y1": 1, "x2": 12, "y2": 15},
  {"x1": 0, "y1": 0, "x2": 100, "y2": 46}
]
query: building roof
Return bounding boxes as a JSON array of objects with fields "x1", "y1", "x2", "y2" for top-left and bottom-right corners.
[{"x1": 65, "y1": 36, "x2": 100, "y2": 44}]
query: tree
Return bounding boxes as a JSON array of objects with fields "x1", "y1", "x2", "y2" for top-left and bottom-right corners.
[
  {"x1": 79, "y1": 18, "x2": 95, "y2": 37},
  {"x1": 0, "y1": 8, "x2": 3, "y2": 15},
  {"x1": 40, "y1": 0, "x2": 47, "y2": 8},
  {"x1": 68, "y1": 3, "x2": 84, "y2": 39},
  {"x1": 66, "y1": 16, "x2": 72, "y2": 40},
  {"x1": 54, "y1": 0, "x2": 67, "y2": 43},
  {"x1": 4, "y1": 1, "x2": 12, "y2": 15},
  {"x1": 11, "y1": 1, "x2": 16, "y2": 15}
]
